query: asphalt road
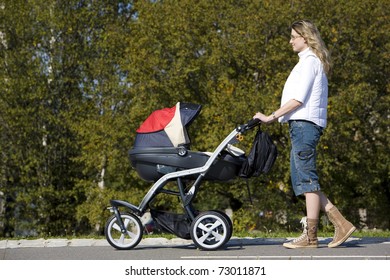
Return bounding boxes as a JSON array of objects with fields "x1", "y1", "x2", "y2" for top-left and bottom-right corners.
[{"x1": 1, "y1": 236, "x2": 389, "y2": 260}]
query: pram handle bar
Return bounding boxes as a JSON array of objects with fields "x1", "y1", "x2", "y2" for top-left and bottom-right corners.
[{"x1": 237, "y1": 118, "x2": 260, "y2": 132}]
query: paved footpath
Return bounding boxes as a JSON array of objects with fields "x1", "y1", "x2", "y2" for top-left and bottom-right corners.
[
  {"x1": 1, "y1": 236, "x2": 389, "y2": 261},
  {"x1": 0, "y1": 236, "x2": 347, "y2": 249},
  {"x1": 0, "y1": 236, "x2": 389, "y2": 250},
  {"x1": 0, "y1": 237, "x2": 388, "y2": 280}
]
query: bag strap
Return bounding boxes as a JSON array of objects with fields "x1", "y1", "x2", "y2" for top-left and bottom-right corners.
[{"x1": 245, "y1": 178, "x2": 253, "y2": 205}]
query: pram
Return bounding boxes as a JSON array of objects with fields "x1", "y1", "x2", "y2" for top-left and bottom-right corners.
[{"x1": 104, "y1": 102, "x2": 260, "y2": 250}]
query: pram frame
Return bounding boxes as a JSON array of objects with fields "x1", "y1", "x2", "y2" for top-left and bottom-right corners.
[{"x1": 106, "y1": 119, "x2": 260, "y2": 250}]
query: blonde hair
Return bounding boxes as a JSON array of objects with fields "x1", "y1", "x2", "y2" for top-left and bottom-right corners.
[{"x1": 291, "y1": 20, "x2": 331, "y2": 75}]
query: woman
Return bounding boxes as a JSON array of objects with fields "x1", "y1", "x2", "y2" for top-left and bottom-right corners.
[{"x1": 254, "y1": 20, "x2": 355, "y2": 248}]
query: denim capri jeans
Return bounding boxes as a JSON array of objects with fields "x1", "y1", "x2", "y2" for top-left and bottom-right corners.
[{"x1": 288, "y1": 120, "x2": 324, "y2": 196}]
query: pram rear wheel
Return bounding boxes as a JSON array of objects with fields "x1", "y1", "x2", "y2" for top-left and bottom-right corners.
[
  {"x1": 105, "y1": 212, "x2": 143, "y2": 250},
  {"x1": 190, "y1": 211, "x2": 232, "y2": 250}
]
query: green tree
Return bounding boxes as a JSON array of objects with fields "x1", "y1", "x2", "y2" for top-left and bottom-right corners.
[
  {"x1": 1, "y1": 0, "x2": 86, "y2": 236},
  {"x1": 0, "y1": 0, "x2": 388, "y2": 237}
]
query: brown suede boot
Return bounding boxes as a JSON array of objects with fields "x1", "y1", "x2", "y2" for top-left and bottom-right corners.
[
  {"x1": 326, "y1": 206, "x2": 356, "y2": 248},
  {"x1": 283, "y1": 217, "x2": 318, "y2": 249}
]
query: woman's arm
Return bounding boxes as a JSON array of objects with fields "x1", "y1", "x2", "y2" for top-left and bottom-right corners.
[{"x1": 253, "y1": 99, "x2": 302, "y2": 124}]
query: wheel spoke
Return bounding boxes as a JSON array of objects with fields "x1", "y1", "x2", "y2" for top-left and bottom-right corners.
[
  {"x1": 112, "y1": 223, "x2": 121, "y2": 232},
  {"x1": 119, "y1": 234, "x2": 125, "y2": 244},
  {"x1": 211, "y1": 231, "x2": 224, "y2": 241},
  {"x1": 197, "y1": 222, "x2": 210, "y2": 232},
  {"x1": 123, "y1": 219, "x2": 130, "y2": 228},
  {"x1": 126, "y1": 230, "x2": 137, "y2": 239},
  {"x1": 198, "y1": 232, "x2": 212, "y2": 244},
  {"x1": 208, "y1": 220, "x2": 222, "y2": 231}
]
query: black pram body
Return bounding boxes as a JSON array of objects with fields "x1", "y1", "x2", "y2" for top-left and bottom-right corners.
[{"x1": 129, "y1": 102, "x2": 245, "y2": 182}]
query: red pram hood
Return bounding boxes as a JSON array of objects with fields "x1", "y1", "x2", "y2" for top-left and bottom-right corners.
[{"x1": 134, "y1": 102, "x2": 201, "y2": 148}]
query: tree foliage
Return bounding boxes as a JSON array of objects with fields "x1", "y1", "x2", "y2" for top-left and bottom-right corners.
[{"x1": 0, "y1": 0, "x2": 388, "y2": 237}]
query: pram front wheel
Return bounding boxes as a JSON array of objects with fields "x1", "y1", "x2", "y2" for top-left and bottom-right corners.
[
  {"x1": 190, "y1": 211, "x2": 232, "y2": 250},
  {"x1": 105, "y1": 212, "x2": 143, "y2": 250}
]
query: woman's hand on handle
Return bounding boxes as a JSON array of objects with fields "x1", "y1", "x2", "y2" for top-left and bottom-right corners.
[{"x1": 253, "y1": 112, "x2": 274, "y2": 124}]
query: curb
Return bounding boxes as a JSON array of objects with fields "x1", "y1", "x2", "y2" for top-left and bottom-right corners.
[{"x1": 0, "y1": 237, "x2": 284, "y2": 249}]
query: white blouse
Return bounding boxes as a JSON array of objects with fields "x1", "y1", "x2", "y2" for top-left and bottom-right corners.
[{"x1": 279, "y1": 48, "x2": 328, "y2": 128}]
